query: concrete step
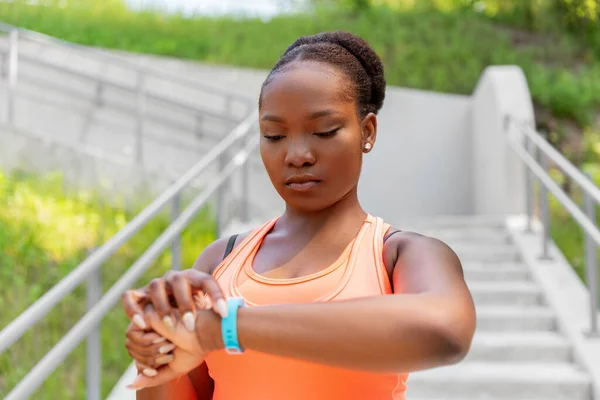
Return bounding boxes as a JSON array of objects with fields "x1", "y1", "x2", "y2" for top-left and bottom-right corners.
[
  {"x1": 401, "y1": 215, "x2": 506, "y2": 230},
  {"x1": 469, "y1": 282, "x2": 544, "y2": 306},
  {"x1": 406, "y1": 362, "x2": 590, "y2": 400},
  {"x1": 462, "y1": 261, "x2": 528, "y2": 270},
  {"x1": 463, "y1": 266, "x2": 530, "y2": 282},
  {"x1": 475, "y1": 306, "x2": 556, "y2": 331},
  {"x1": 453, "y1": 244, "x2": 521, "y2": 262},
  {"x1": 413, "y1": 228, "x2": 511, "y2": 244},
  {"x1": 466, "y1": 332, "x2": 571, "y2": 363}
]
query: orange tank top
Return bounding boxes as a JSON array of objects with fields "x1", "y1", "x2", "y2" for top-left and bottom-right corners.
[{"x1": 204, "y1": 214, "x2": 408, "y2": 400}]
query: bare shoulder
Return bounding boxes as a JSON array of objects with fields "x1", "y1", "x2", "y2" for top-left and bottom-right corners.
[
  {"x1": 191, "y1": 231, "x2": 252, "y2": 275},
  {"x1": 383, "y1": 230, "x2": 464, "y2": 279}
]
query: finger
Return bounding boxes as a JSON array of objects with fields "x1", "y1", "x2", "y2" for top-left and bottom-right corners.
[
  {"x1": 127, "y1": 363, "x2": 182, "y2": 390},
  {"x1": 147, "y1": 278, "x2": 176, "y2": 331},
  {"x1": 127, "y1": 350, "x2": 174, "y2": 370},
  {"x1": 183, "y1": 269, "x2": 228, "y2": 318},
  {"x1": 121, "y1": 289, "x2": 150, "y2": 330},
  {"x1": 126, "y1": 322, "x2": 167, "y2": 346},
  {"x1": 166, "y1": 272, "x2": 196, "y2": 332},
  {"x1": 135, "y1": 361, "x2": 158, "y2": 378},
  {"x1": 126, "y1": 338, "x2": 175, "y2": 357},
  {"x1": 143, "y1": 303, "x2": 178, "y2": 340}
]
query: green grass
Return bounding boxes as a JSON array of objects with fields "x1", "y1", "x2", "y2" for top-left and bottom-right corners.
[
  {"x1": 1, "y1": 1, "x2": 599, "y2": 127},
  {"x1": 549, "y1": 163, "x2": 600, "y2": 282},
  {"x1": 0, "y1": 169, "x2": 216, "y2": 399}
]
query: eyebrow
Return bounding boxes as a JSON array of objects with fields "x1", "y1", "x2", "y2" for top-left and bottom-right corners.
[{"x1": 260, "y1": 109, "x2": 340, "y2": 123}]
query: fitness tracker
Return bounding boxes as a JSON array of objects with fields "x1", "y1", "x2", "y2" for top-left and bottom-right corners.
[{"x1": 221, "y1": 297, "x2": 246, "y2": 354}]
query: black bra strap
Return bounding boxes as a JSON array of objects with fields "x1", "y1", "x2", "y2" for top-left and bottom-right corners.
[
  {"x1": 222, "y1": 234, "x2": 239, "y2": 261},
  {"x1": 384, "y1": 229, "x2": 402, "y2": 243}
]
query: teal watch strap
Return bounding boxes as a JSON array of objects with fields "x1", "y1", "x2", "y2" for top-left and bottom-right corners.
[{"x1": 221, "y1": 297, "x2": 245, "y2": 354}]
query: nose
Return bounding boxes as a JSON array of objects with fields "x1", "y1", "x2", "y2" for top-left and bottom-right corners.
[{"x1": 284, "y1": 136, "x2": 316, "y2": 168}]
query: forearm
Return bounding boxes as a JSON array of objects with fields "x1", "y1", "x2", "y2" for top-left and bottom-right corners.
[{"x1": 236, "y1": 294, "x2": 473, "y2": 374}]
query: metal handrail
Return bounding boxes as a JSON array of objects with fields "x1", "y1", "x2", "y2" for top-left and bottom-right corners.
[
  {"x1": 3, "y1": 134, "x2": 259, "y2": 400},
  {"x1": 505, "y1": 115, "x2": 599, "y2": 336},
  {"x1": 13, "y1": 52, "x2": 245, "y2": 125},
  {"x1": 1, "y1": 24, "x2": 253, "y2": 168},
  {"x1": 0, "y1": 23, "x2": 262, "y2": 399},
  {"x1": 0, "y1": 21, "x2": 253, "y2": 106},
  {"x1": 0, "y1": 110, "x2": 256, "y2": 354}
]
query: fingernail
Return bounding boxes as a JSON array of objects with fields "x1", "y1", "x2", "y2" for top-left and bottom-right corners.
[
  {"x1": 162, "y1": 315, "x2": 175, "y2": 331},
  {"x1": 156, "y1": 354, "x2": 174, "y2": 365},
  {"x1": 183, "y1": 312, "x2": 195, "y2": 332},
  {"x1": 142, "y1": 368, "x2": 157, "y2": 377},
  {"x1": 159, "y1": 343, "x2": 176, "y2": 354},
  {"x1": 152, "y1": 336, "x2": 167, "y2": 344},
  {"x1": 127, "y1": 374, "x2": 144, "y2": 390},
  {"x1": 215, "y1": 299, "x2": 228, "y2": 318},
  {"x1": 133, "y1": 314, "x2": 147, "y2": 330}
]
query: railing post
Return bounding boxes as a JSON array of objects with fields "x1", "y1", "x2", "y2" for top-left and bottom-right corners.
[
  {"x1": 135, "y1": 70, "x2": 146, "y2": 165},
  {"x1": 86, "y1": 262, "x2": 101, "y2": 400},
  {"x1": 240, "y1": 159, "x2": 249, "y2": 223},
  {"x1": 171, "y1": 190, "x2": 181, "y2": 271},
  {"x1": 225, "y1": 96, "x2": 232, "y2": 118},
  {"x1": 583, "y1": 172, "x2": 599, "y2": 337},
  {"x1": 6, "y1": 29, "x2": 19, "y2": 125},
  {"x1": 536, "y1": 144, "x2": 552, "y2": 260},
  {"x1": 195, "y1": 114, "x2": 204, "y2": 140},
  {"x1": 524, "y1": 134, "x2": 534, "y2": 233},
  {"x1": 95, "y1": 82, "x2": 103, "y2": 107},
  {"x1": 216, "y1": 154, "x2": 225, "y2": 238}
]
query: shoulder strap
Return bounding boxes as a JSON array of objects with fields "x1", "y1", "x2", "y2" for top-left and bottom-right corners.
[
  {"x1": 222, "y1": 234, "x2": 239, "y2": 261},
  {"x1": 383, "y1": 229, "x2": 402, "y2": 243}
]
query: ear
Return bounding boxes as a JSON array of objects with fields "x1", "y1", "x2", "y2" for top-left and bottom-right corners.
[{"x1": 360, "y1": 112, "x2": 377, "y2": 153}]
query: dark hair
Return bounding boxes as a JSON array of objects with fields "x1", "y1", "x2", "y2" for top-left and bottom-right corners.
[{"x1": 259, "y1": 31, "x2": 386, "y2": 118}]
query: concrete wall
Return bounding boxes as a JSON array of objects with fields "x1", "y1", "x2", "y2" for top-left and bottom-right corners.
[
  {"x1": 360, "y1": 66, "x2": 534, "y2": 225},
  {"x1": 0, "y1": 32, "x2": 536, "y2": 224},
  {"x1": 471, "y1": 66, "x2": 532, "y2": 216},
  {"x1": 359, "y1": 87, "x2": 473, "y2": 225}
]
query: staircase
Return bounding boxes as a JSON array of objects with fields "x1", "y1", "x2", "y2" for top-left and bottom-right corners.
[
  {"x1": 402, "y1": 217, "x2": 592, "y2": 400},
  {"x1": 2, "y1": 25, "x2": 599, "y2": 400}
]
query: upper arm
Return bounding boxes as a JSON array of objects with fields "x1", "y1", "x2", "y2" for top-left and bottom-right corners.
[
  {"x1": 389, "y1": 232, "x2": 467, "y2": 296},
  {"x1": 387, "y1": 232, "x2": 476, "y2": 348}
]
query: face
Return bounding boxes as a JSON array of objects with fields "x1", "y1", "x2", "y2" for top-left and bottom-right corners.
[{"x1": 259, "y1": 61, "x2": 377, "y2": 213}]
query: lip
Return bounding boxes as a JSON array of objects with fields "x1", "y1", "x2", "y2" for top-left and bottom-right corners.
[{"x1": 285, "y1": 174, "x2": 322, "y2": 192}]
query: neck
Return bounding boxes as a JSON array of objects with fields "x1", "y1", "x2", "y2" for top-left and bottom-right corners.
[{"x1": 278, "y1": 187, "x2": 367, "y2": 237}]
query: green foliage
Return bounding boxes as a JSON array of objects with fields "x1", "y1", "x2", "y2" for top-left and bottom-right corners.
[
  {"x1": 549, "y1": 163, "x2": 600, "y2": 282},
  {"x1": 1, "y1": 1, "x2": 599, "y2": 125},
  {"x1": 0, "y1": 169, "x2": 216, "y2": 399}
]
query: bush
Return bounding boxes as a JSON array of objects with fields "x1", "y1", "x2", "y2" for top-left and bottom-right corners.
[
  {"x1": 0, "y1": 169, "x2": 216, "y2": 399},
  {"x1": 1, "y1": 1, "x2": 599, "y2": 125}
]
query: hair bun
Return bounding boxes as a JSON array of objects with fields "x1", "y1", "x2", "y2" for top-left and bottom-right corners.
[{"x1": 282, "y1": 31, "x2": 386, "y2": 114}]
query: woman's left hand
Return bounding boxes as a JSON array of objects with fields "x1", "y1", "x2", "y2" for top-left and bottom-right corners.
[
  {"x1": 127, "y1": 303, "x2": 223, "y2": 390},
  {"x1": 122, "y1": 269, "x2": 229, "y2": 389}
]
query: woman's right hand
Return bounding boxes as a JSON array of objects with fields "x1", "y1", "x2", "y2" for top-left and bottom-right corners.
[{"x1": 121, "y1": 269, "x2": 228, "y2": 334}]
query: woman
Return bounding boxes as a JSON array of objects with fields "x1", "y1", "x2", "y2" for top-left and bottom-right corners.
[{"x1": 121, "y1": 31, "x2": 476, "y2": 400}]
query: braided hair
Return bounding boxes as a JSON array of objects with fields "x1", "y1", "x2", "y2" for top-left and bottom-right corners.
[{"x1": 259, "y1": 31, "x2": 386, "y2": 119}]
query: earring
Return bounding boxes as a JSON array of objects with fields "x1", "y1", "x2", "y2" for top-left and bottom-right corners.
[{"x1": 364, "y1": 143, "x2": 372, "y2": 151}]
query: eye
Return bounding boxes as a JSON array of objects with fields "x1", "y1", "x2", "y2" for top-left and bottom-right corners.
[
  {"x1": 313, "y1": 128, "x2": 340, "y2": 138},
  {"x1": 263, "y1": 134, "x2": 285, "y2": 141}
]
